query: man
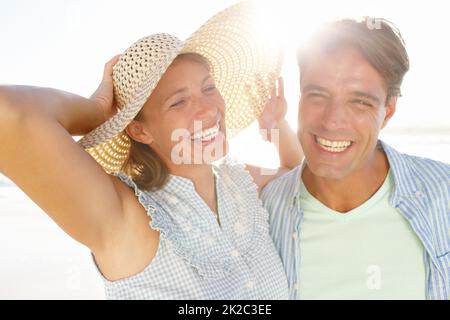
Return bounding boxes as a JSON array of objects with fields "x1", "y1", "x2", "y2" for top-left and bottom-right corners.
[{"x1": 261, "y1": 18, "x2": 450, "y2": 300}]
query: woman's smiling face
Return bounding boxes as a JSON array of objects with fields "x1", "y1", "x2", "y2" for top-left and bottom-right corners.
[{"x1": 127, "y1": 54, "x2": 228, "y2": 167}]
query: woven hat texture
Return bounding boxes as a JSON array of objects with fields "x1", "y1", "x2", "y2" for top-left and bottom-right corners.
[{"x1": 78, "y1": 1, "x2": 282, "y2": 173}]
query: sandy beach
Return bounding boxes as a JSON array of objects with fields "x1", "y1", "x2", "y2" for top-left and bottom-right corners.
[{"x1": 0, "y1": 186, "x2": 105, "y2": 299}]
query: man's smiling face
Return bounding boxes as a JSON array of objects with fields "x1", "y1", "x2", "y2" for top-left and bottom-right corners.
[{"x1": 298, "y1": 45, "x2": 396, "y2": 180}]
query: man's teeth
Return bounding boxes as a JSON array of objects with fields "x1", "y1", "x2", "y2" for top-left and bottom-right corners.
[
  {"x1": 192, "y1": 123, "x2": 220, "y2": 142},
  {"x1": 316, "y1": 136, "x2": 352, "y2": 153}
]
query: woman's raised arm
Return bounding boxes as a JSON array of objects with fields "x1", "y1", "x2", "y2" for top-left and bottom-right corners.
[
  {"x1": 0, "y1": 57, "x2": 127, "y2": 253},
  {"x1": 246, "y1": 77, "x2": 303, "y2": 192}
]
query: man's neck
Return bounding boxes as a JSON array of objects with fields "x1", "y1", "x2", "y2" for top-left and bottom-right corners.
[{"x1": 301, "y1": 148, "x2": 390, "y2": 213}]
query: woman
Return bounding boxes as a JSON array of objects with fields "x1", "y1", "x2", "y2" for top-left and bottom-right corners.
[{"x1": 0, "y1": 2, "x2": 302, "y2": 299}]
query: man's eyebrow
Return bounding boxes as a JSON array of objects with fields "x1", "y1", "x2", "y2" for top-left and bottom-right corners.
[
  {"x1": 351, "y1": 91, "x2": 381, "y2": 104},
  {"x1": 302, "y1": 85, "x2": 381, "y2": 104},
  {"x1": 302, "y1": 85, "x2": 328, "y2": 93},
  {"x1": 164, "y1": 75, "x2": 212, "y2": 103}
]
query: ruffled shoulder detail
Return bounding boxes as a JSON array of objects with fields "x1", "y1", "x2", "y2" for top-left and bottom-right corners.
[
  {"x1": 111, "y1": 172, "x2": 160, "y2": 218},
  {"x1": 111, "y1": 172, "x2": 231, "y2": 278},
  {"x1": 216, "y1": 157, "x2": 270, "y2": 258}
]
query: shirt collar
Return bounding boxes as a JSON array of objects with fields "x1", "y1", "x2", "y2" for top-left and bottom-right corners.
[
  {"x1": 160, "y1": 165, "x2": 221, "y2": 202},
  {"x1": 292, "y1": 159, "x2": 307, "y2": 205},
  {"x1": 293, "y1": 140, "x2": 423, "y2": 206},
  {"x1": 165, "y1": 174, "x2": 195, "y2": 192},
  {"x1": 379, "y1": 140, "x2": 424, "y2": 204}
]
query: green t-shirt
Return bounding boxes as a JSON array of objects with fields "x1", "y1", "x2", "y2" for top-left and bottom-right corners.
[{"x1": 298, "y1": 171, "x2": 426, "y2": 299}]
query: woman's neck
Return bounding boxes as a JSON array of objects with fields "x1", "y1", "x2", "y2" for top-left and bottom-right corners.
[{"x1": 168, "y1": 163, "x2": 218, "y2": 215}]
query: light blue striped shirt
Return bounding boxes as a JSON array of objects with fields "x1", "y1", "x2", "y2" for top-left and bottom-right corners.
[{"x1": 261, "y1": 140, "x2": 450, "y2": 300}]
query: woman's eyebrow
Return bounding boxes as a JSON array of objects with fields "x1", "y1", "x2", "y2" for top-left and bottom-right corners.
[
  {"x1": 164, "y1": 75, "x2": 213, "y2": 102},
  {"x1": 164, "y1": 87, "x2": 188, "y2": 103},
  {"x1": 202, "y1": 75, "x2": 212, "y2": 84}
]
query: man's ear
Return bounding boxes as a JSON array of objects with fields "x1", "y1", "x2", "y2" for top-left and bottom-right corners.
[
  {"x1": 125, "y1": 120, "x2": 154, "y2": 145},
  {"x1": 381, "y1": 96, "x2": 397, "y2": 129}
]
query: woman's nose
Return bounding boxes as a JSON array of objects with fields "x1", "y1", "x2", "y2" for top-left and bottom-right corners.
[{"x1": 193, "y1": 96, "x2": 217, "y2": 119}]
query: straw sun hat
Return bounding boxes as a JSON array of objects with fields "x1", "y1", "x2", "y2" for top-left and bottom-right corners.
[{"x1": 78, "y1": 1, "x2": 283, "y2": 173}]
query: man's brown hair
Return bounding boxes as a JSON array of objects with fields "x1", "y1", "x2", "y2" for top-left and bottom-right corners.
[{"x1": 297, "y1": 17, "x2": 410, "y2": 101}]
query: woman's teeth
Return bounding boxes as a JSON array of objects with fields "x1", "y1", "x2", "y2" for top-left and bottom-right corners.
[
  {"x1": 316, "y1": 136, "x2": 352, "y2": 153},
  {"x1": 192, "y1": 123, "x2": 220, "y2": 142}
]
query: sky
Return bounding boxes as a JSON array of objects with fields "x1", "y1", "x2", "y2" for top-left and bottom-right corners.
[{"x1": 1, "y1": 0, "x2": 449, "y2": 166}]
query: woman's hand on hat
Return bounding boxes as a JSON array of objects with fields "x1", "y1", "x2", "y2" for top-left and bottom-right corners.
[
  {"x1": 90, "y1": 55, "x2": 121, "y2": 123},
  {"x1": 257, "y1": 77, "x2": 287, "y2": 142}
]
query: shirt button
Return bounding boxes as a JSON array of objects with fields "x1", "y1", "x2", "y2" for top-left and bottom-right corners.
[
  {"x1": 245, "y1": 280, "x2": 255, "y2": 289},
  {"x1": 293, "y1": 283, "x2": 300, "y2": 290},
  {"x1": 292, "y1": 232, "x2": 298, "y2": 240},
  {"x1": 230, "y1": 249, "x2": 240, "y2": 257},
  {"x1": 223, "y1": 175, "x2": 232, "y2": 185},
  {"x1": 205, "y1": 235, "x2": 216, "y2": 245},
  {"x1": 184, "y1": 222, "x2": 193, "y2": 232},
  {"x1": 234, "y1": 221, "x2": 245, "y2": 234},
  {"x1": 415, "y1": 191, "x2": 423, "y2": 197},
  {"x1": 165, "y1": 194, "x2": 179, "y2": 205}
]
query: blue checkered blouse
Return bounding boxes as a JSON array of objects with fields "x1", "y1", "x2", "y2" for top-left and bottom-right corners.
[{"x1": 91, "y1": 158, "x2": 289, "y2": 300}]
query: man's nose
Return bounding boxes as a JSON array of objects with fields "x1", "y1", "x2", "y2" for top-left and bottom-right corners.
[{"x1": 321, "y1": 99, "x2": 349, "y2": 130}]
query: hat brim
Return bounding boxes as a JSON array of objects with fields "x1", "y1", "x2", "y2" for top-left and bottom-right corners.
[{"x1": 78, "y1": 1, "x2": 283, "y2": 173}]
